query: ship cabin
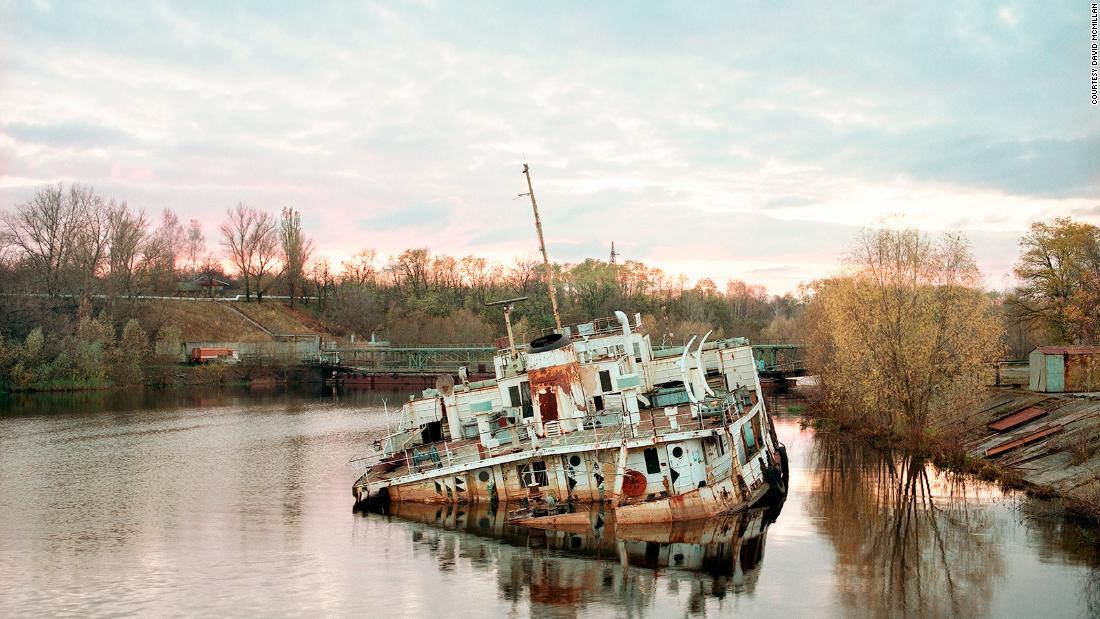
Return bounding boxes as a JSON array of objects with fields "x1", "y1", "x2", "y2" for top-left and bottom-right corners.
[{"x1": 374, "y1": 313, "x2": 766, "y2": 466}]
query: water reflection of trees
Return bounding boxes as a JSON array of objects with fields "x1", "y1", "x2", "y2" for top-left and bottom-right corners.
[
  {"x1": 808, "y1": 437, "x2": 1005, "y2": 618},
  {"x1": 1018, "y1": 501, "x2": 1100, "y2": 616}
]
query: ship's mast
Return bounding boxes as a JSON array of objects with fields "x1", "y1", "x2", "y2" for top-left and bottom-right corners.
[{"x1": 521, "y1": 164, "x2": 562, "y2": 331}]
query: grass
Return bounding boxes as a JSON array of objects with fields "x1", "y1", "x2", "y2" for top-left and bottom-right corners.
[
  {"x1": 231, "y1": 302, "x2": 321, "y2": 335},
  {"x1": 97, "y1": 299, "x2": 322, "y2": 342}
]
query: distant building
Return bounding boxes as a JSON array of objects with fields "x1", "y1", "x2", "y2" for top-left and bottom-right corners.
[
  {"x1": 176, "y1": 274, "x2": 231, "y2": 298},
  {"x1": 1028, "y1": 346, "x2": 1100, "y2": 393}
]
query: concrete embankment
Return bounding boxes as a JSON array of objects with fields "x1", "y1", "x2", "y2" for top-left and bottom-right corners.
[{"x1": 964, "y1": 389, "x2": 1100, "y2": 517}]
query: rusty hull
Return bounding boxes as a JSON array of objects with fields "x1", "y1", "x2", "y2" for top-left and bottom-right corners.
[{"x1": 528, "y1": 362, "x2": 583, "y2": 395}]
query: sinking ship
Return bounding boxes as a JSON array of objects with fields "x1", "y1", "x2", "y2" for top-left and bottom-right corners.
[
  {"x1": 351, "y1": 310, "x2": 788, "y2": 524},
  {"x1": 351, "y1": 165, "x2": 787, "y2": 525}
]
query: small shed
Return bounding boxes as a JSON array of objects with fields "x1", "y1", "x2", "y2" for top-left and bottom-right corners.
[
  {"x1": 176, "y1": 275, "x2": 231, "y2": 298},
  {"x1": 1029, "y1": 346, "x2": 1100, "y2": 393}
]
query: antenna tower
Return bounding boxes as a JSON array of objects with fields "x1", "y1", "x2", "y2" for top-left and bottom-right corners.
[{"x1": 520, "y1": 164, "x2": 563, "y2": 331}]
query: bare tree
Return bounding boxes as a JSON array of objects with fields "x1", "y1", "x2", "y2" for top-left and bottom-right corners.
[
  {"x1": 142, "y1": 209, "x2": 188, "y2": 293},
  {"x1": 220, "y1": 203, "x2": 278, "y2": 302},
  {"x1": 1, "y1": 183, "x2": 88, "y2": 294},
  {"x1": 68, "y1": 187, "x2": 112, "y2": 298},
  {"x1": 278, "y1": 207, "x2": 314, "y2": 308},
  {"x1": 221, "y1": 203, "x2": 256, "y2": 300},
  {"x1": 507, "y1": 256, "x2": 539, "y2": 293},
  {"x1": 340, "y1": 249, "x2": 377, "y2": 287},
  {"x1": 252, "y1": 216, "x2": 280, "y2": 303},
  {"x1": 185, "y1": 218, "x2": 205, "y2": 275},
  {"x1": 106, "y1": 202, "x2": 148, "y2": 297}
]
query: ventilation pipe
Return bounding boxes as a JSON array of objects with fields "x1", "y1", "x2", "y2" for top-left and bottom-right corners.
[
  {"x1": 615, "y1": 310, "x2": 641, "y2": 435},
  {"x1": 614, "y1": 311, "x2": 635, "y2": 374},
  {"x1": 679, "y1": 335, "x2": 700, "y2": 413},
  {"x1": 694, "y1": 330, "x2": 716, "y2": 397}
]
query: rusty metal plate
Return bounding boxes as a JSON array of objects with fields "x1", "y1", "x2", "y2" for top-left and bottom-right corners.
[
  {"x1": 985, "y1": 425, "x2": 1063, "y2": 458},
  {"x1": 988, "y1": 406, "x2": 1047, "y2": 432},
  {"x1": 621, "y1": 469, "x2": 647, "y2": 497}
]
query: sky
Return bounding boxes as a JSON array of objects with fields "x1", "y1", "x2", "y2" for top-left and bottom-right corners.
[{"x1": 0, "y1": 1, "x2": 1097, "y2": 294}]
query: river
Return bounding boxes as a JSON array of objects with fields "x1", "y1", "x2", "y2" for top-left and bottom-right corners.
[{"x1": 0, "y1": 386, "x2": 1097, "y2": 617}]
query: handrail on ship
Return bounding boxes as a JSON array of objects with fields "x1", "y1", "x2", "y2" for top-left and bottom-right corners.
[{"x1": 351, "y1": 399, "x2": 743, "y2": 481}]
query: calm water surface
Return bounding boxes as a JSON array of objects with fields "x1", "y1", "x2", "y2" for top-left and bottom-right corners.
[{"x1": 1, "y1": 387, "x2": 1098, "y2": 617}]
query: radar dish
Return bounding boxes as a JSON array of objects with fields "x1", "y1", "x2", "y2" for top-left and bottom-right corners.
[{"x1": 435, "y1": 374, "x2": 455, "y2": 397}]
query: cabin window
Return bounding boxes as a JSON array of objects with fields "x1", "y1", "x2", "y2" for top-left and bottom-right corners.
[
  {"x1": 520, "y1": 382, "x2": 533, "y2": 418},
  {"x1": 508, "y1": 385, "x2": 520, "y2": 408},
  {"x1": 742, "y1": 421, "x2": 759, "y2": 458},
  {"x1": 643, "y1": 447, "x2": 661, "y2": 474},
  {"x1": 593, "y1": 395, "x2": 605, "y2": 411},
  {"x1": 599, "y1": 370, "x2": 613, "y2": 393},
  {"x1": 634, "y1": 342, "x2": 643, "y2": 361},
  {"x1": 518, "y1": 460, "x2": 549, "y2": 487}
]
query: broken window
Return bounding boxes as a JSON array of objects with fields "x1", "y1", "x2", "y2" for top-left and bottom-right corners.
[
  {"x1": 519, "y1": 381, "x2": 533, "y2": 418},
  {"x1": 518, "y1": 460, "x2": 549, "y2": 487},
  {"x1": 643, "y1": 447, "x2": 661, "y2": 474},
  {"x1": 599, "y1": 370, "x2": 613, "y2": 393},
  {"x1": 742, "y1": 418, "x2": 759, "y2": 459}
]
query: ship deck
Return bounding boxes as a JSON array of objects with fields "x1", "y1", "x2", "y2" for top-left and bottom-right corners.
[{"x1": 353, "y1": 400, "x2": 754, "y2": 489}]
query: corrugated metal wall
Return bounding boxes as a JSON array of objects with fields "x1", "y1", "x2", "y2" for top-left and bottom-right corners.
[{"x1": 1028, "y1": 351, "x2": 1100, "y2": 393}]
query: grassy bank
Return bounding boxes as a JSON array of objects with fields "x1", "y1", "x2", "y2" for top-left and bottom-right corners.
[{"x1": 800, "y1": 390, "x2": 1100, "y2": 523}]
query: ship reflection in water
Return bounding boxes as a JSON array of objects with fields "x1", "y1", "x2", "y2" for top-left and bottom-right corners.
[
  {"x1": 354, "y1": 410, "x2": 1100, "y2": 616},
  {"x1": 362, "y1": 500, "x2": 782, "y2": 607}
]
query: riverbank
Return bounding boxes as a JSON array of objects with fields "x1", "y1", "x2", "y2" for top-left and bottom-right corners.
[
  {"x1": 802, "y1": 387, "x2": 1100, "y2": 522},
  {"x1": 0, "y1": 360, "x2": 326, "y2": 394},
  {"x1": 960, "y1": 390, "x2": 1100, "y2": 520}
]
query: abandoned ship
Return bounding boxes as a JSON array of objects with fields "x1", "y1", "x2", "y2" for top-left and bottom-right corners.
[
  {"x1": 351, "y1": 310, "x2": 788, "y2": 524},
  {"x1": 351, "y1": 166, "x2": 787, "y2": 525}
]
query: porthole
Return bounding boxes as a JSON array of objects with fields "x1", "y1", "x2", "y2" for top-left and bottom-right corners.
[
  {"x1": 478, "y1": 470, "x2": 490, "y2": 482},
  {"x1": 672, "y1": 446, "x2": 684, "y2": 459},
  {"x1": 569, "y1": 455, "x2": 581, "y2": 467}
]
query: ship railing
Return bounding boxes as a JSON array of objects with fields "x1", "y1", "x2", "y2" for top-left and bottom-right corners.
[
  {"x1": 350, "y1": 401, "x2": 744, "y2": 482},
  {"x1": 494, "y1": 315, "x2": 637, "y2": 351}
]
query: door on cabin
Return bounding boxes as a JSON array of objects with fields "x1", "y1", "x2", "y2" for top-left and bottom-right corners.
[
  {"x1": 666, "y1": 441, "x2": 706, "y2": 494},
  {"x1": 537, "y1": 388, "x2": 558, "y2": 422}
]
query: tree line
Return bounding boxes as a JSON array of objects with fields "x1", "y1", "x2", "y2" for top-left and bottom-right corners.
[
  {"x1": 0, "y1": 183, "x2": 313, "y2": 305},
  {"x1": 798, "y1": 217, "x2": 1100, "y2": 446},
  {"x1": 0, "y1": 182, "x2": 799, "y2": 348}
]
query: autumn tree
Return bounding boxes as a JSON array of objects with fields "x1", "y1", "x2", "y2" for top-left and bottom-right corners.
[
  {"x1": 802, "y1": 229, "x2": 1003, "y2": 443},
  {"x1": 1012, "y1": 218, "x2": 1100, "y2": 344},
  {"x1": 567, "y1": 258, "x2": 619, "y2": 317},
  {"x1": 279, "y1": 207, "x2": 313, "y2": 308}
]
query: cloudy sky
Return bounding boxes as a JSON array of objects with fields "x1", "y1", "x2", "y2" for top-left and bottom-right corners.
[{"x1": 1, "y1": 1, "x2": 1096, "y2": 293}]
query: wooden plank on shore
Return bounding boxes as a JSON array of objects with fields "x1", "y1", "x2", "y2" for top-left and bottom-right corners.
[
  {"x1": 985, "y1": 425, "x2": 1063, "y2": 458},
  {"x1": 988, "y1": 406, "x2": 1047, "y2": 432}
]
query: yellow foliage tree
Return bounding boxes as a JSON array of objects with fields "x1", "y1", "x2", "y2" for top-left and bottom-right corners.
[{"x1": 802, "y1": 229, "x2": 1003, "y2": 442}]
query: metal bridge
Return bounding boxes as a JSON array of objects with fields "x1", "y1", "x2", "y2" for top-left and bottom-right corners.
[
  {"x1": 752, "y1": 343, "x2": 806, "y2": 375},
  {"x1": 323, "y1": 342, "x2": 804, "y2": 376},
  {"x1": 327, "y1": 345, "x2": 495, "y2": 374}
]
